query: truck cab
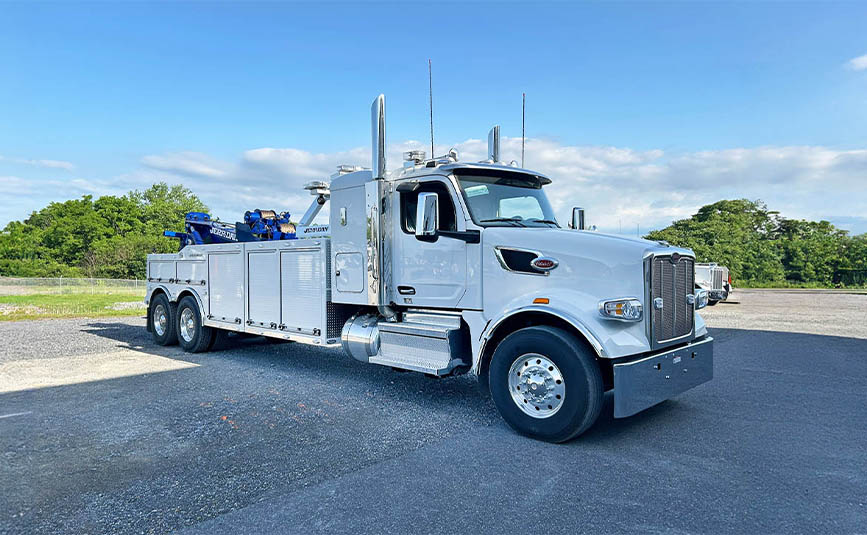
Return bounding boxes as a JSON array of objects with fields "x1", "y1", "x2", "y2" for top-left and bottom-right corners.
[{"x1": 145, "y1": 94, "x2": 713, "y2": 442}]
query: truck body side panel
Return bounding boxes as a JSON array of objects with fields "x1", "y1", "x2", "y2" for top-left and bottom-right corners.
[
  {"x1": 176, "y1": 260, "x2": 206, "y2": 285},
  {"x1": 329, "y1": 171, "x2": 374, "y2": 306},
  {"x1": 149, "y1": 260, "x2": 176, "y2": 282}
]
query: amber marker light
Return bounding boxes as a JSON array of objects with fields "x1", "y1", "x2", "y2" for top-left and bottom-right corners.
[{"x1": 533, "y1": 297, "x2": 550, "y2": 304}]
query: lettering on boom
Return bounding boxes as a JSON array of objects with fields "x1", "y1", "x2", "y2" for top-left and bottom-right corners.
[
  {"x1": 211, "y1": 228, "x2": 237, "y2": 241},
  {"x1": 296, "y1": 224, "x2": 330, "y2": 237}
]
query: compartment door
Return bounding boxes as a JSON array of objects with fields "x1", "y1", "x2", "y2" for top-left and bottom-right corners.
[
  {"x1": 208, "y1": 251, "x2": 244, "y2": 323},
  {"x1": 247, "y1": 249, "x2": 281, "y2": 327},
  {"x1": 281, "y1": 248, "x2": 325, "y2": 335},
  {"x1": 335, "y1": 252, "x2": 364, "y2": 293}
]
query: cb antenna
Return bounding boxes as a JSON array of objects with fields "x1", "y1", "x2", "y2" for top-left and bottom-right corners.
[
  {"x1": 521, "y1": 92, "x2": 526, "y2": 167},
  {"x1": 429, "y1": 59, "x2": 435, "y2": 157}
]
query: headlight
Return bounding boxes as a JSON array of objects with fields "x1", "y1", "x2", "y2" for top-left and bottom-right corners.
[
  {"x1": 598, "y1": 298, "x2": 643, "y2": 322},
  {"x1": 694, "y1": 289, "x2": 709, "y2": 310}
]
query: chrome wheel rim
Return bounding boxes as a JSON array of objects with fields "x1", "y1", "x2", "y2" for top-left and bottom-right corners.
[
  {"x1": 179, "y1": 307, "x2": 196, "y2": 343},
  {"x1": 508, "y1": 353, "x2": 566, "y2": 418},
  {"x1": 153, "y1": 304, "x2": 167, "y2": 337}
]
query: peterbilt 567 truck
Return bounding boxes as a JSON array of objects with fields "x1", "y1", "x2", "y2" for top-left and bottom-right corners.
[{"x1": 145, "y1": 95, "x2": 713, "y2": 442}]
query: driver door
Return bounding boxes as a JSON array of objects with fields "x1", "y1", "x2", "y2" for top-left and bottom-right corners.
[{"x1": 392, "y1": 179, "x2": 467, "y2": 308}]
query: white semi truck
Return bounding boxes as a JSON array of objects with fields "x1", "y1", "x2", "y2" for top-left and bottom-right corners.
[
  {"x1": 695, "y1": 263, "x2": 732, "y2": 305},
  {"x1": 145, "y1": 95, "x2": 713, "y2": 442}
]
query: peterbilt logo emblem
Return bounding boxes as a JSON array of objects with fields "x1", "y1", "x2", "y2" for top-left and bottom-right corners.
[
  {"x1": 530, "y1": 257, "x2": 559, "y2": 271},
  {"x1": 670, "y1": 253, "x2": 681, "y2": 263}
]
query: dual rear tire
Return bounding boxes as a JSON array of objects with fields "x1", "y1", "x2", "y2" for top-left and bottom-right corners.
[
  {"x1": 176, "y1": 296, "x2": 214, "y2": 353},
  {"x1": 149, "y1": 294, "x2": 213, "y2": 353},
  {"x1": 489, "y1": 326, "x2": 603, "y2": 443}
]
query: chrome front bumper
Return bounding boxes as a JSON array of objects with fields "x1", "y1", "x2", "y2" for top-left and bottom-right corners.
[
  {"x1": 613, "y1": 336, "x2": 713, "y2": 418},
  {"x1": 709, "y1": 289, "x2": 728, "y2": 300}
]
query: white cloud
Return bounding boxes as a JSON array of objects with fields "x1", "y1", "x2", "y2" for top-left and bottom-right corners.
[
  {"x1": 0, "y1": 155, "x2": 75, "y2": 170},
  {"x1": 141, "y1": 152, "x2": 230, "y2": 179},
  {"x1": 129, "y1": 139, "x2": 867, "y2": 235},
  {"x1": 3, "y1": 140, "x2": 867, "y2": 235},
  {"x1": 495, "y1": 139, "x2": 867, "y2": 234},
  {"x1": 845, "y1": 53, "x2": 867, "y2": 71}
]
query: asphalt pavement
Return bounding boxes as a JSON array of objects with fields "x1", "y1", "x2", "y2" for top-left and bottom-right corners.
[{"x1": 0, "y1": 290, "x2": 865, "y2": 534}]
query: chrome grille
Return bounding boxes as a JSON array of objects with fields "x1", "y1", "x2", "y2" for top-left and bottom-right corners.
[
  {"x1": 712, "y1": 267, "x2": 724, "y2": 290},
  {"x1": 651, "y1": 255, "x2": 695, "y2": 344}
]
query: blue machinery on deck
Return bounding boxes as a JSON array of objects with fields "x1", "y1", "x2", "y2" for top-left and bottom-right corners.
[
  {"x1": 164, "y1": 210, "x2": 297, "y2": 249},
  {"x1": 163, "y1": 181, "x2": 332, "y2": 250}
]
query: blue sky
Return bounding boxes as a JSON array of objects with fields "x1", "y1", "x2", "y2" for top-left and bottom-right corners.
[{"x1": 1, "y1": 1, "x2": 866, "y2": 233}]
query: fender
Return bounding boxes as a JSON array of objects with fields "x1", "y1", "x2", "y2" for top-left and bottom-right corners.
[
  {"x1": 475, "y1": 304, "x2": 606, "y2": 374},
  {"x1": 147, "y1": 284, "x2": 207, "y2": 326},
  {"x1": 145, "y1": 283, "x2": 172, "y2": 305}
]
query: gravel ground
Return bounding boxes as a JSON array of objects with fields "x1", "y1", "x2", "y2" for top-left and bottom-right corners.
[
  {"x1": 700, "y1": 289, "x2": 867, "y2": 339},
  {"x1": 0, "y1": 290, "x2": 865, "y2": 534}
]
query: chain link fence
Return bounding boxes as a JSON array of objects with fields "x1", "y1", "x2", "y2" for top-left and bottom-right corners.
[{"x1": 0, "y1": 277, "x2": 146, "y2": 296}]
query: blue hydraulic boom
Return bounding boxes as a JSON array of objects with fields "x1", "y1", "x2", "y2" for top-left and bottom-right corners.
[{"x1": 164, "y1": 210, "x2": 297, "y2": 250}]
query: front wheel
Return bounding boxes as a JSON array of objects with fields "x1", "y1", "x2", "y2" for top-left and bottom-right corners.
[
  {"x1": 489, "y1": 326, "x2": 603, "y2": 442},
  {"x1": 176, "y1": 296, "x2": 214, "y2": 353}
]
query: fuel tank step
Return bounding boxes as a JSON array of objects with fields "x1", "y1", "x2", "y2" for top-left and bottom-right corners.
[{"x1": 368, "y1": 311, "x2": 467, "y2": 376}]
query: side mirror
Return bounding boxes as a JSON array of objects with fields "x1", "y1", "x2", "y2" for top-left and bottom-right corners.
[
  {"x1": 416, "y1": 192, "x2": 438, "y2": 237},
  {"x1": 570, "y1": 207, "x2": 585, "y2": 230}
]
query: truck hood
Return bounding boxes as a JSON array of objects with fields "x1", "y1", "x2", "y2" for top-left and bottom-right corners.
[
  {"x1": 481, "y1": 227, "x2": 692, "y2": 265},
  {"x1": 478, "y1": 227, "x2": 704, "y2": 360}
]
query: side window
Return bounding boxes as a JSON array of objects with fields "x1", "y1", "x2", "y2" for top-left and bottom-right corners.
[{"x1": 401, "y1": 181, "x2": 457, "y2": 233}]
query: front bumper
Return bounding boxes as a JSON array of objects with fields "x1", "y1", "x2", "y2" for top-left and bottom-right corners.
[
  {"x1": 613, "y1": 336, "x2": 713, "y2": 418},
  {"x1": 709, "y1": 289, "x2": 728, "y2": 301}
]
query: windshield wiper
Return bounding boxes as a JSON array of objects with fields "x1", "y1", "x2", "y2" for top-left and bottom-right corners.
[
  {"x1": 480, "y1": 217, "x2": 526, "y2": 227},
  {"x1": 528, "y1": 219, "x2": 559, "y2": 227}
]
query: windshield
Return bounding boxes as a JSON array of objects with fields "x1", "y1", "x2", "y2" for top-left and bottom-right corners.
[{"x1": 456, "y1": 173, "x2": 559, "y2": 228}]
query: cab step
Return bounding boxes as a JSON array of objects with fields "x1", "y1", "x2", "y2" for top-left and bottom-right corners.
[{"x1": 369, "y1": 311, "x2": 467, "y2": 376}]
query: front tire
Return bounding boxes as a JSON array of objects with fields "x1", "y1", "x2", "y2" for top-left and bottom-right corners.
[
  {"x1": 489, "y1": 326, "x2": 603, "y2": 442},
  {"x1": 150, "y1": 293, "x2": 177, "y2": 346},
  {"x1": 176, "y1": 296, "x2": 214, "y2": 353}
]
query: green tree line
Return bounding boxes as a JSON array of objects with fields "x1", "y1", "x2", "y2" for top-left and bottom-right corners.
[
  {"x1": 2, "y1": 190, "x2": 865, "y2": 286},
  {"x1": 645, "y1": 199, "x2": 867, "y2": 287},
  {"x1": 0, "y1": 183, "x2": 207, "y2": 279}
]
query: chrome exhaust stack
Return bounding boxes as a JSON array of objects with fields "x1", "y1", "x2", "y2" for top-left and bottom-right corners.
[
  {"x1": 371, "y1": 94, "x2": 387, "y2": 179},
  {"x1": 487, "y1": 125, "x2": 500, "y2": 162},
  {"x1": 369, "y1": 94, "x2": 396, "y2": 320}
]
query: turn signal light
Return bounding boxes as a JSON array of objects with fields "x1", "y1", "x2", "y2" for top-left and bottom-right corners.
[{"x1": 533, "y1": 297, "x2": 550, "y2": 304}]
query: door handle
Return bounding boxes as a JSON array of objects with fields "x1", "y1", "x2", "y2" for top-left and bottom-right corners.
[{"x1": 397, "y1": 286, "x2": 416, "y2": 295}]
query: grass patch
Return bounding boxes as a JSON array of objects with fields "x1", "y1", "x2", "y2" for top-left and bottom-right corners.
[{"x1": 0, "y1": 293, "x2": 146, "y2": 321}]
